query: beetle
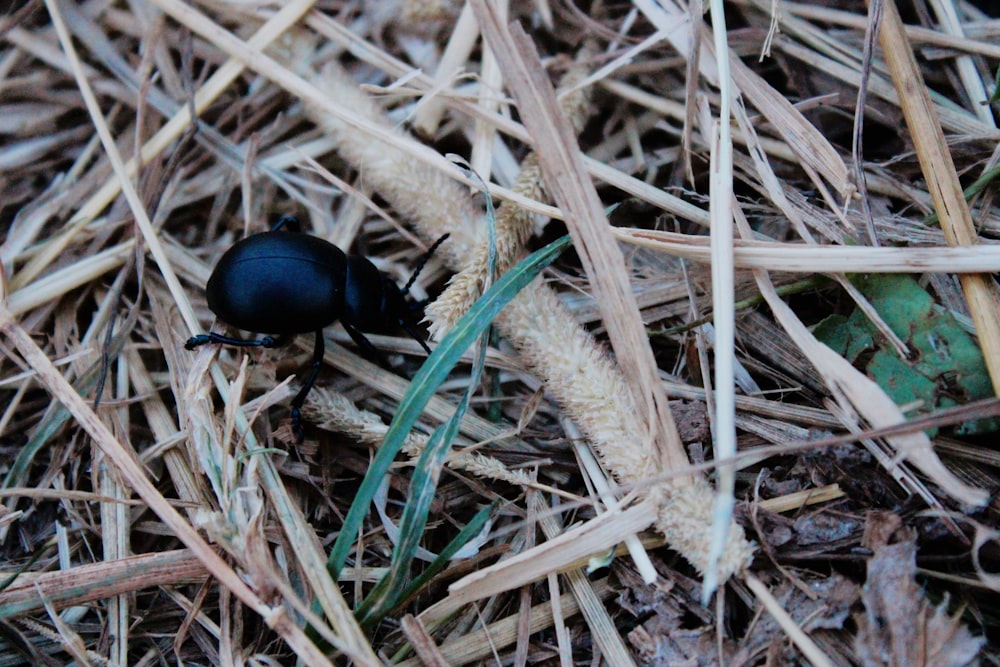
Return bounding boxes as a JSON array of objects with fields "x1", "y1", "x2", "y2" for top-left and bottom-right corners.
[{"x1": 186, "y1": 215, "x2": 446, "y2": 440}]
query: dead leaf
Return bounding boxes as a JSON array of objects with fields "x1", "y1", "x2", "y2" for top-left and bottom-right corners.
[
  {"x1": 732, "y1": 574, "x2": 858, "y2": 665},
  {"x1": 854, "y1": 528, "x2": 983, "y2": 666}
]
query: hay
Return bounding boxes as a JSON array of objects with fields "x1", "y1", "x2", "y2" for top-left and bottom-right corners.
[{"x1": 0, "y1": 0, "x2": 998, "y2": 663}]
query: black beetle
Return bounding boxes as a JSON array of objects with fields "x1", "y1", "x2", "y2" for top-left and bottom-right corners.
[{"x1": 186, "y1": 215, "x2": 446, "y2": 439}]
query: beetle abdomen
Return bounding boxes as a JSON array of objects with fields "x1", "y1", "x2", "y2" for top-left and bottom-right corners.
[{"x1": 206, "y1": 233, "x2": 347, "y2": 334}]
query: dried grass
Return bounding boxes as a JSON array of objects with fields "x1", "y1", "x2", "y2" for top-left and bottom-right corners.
[{"x1": 1, "y1": 0, "x2": 998, "y2": 664}]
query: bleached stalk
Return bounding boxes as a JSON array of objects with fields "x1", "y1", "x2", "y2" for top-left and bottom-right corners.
[{"x1": 703, "y1": 0, "x2": 737, "y2": 603}]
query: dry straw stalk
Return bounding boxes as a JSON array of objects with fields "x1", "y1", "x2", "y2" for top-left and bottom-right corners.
[{"x1": 874, "y1": 0, "x2": 1000, "y2": 395}]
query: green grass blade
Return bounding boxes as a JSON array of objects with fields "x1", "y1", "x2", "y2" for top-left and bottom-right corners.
[
  {"x1": 327, "y1": 234, "x2": 572, "y2": 578},
  {"x1": 353, "y1": 416, "x2": 461, "y2": 626},
  {"x1": 352, "y1": 168, "x2": 499, "y2": 624}
]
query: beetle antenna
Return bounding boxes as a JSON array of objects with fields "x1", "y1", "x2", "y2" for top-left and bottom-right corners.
[
  {"x1": 402, "y1": 233, "x2": 450, "y2": 296},
  {"x1": 400, "y1": 320, "x2": 433, "y2": 355}
]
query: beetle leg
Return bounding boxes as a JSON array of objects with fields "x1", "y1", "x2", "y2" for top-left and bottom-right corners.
[
  {"x1": 289, "y1": 330, "x2": 325, "y2": 442},
  {"x1": 342, "y1": 322, "x2": 391, "y2": 369},
  {"x1": 260, "y1": 335, "x2": 290, "y2": 348},
  {"x1": 184, "y1": 332, "x2": 289, "y2": 350}
]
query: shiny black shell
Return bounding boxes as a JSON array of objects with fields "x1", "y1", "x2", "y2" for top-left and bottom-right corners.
[{"x1": 206, "y1": 232, "x2": 347, "y2": 334}]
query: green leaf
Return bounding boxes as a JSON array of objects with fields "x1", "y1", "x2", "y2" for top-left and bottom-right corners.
[
  {"x1": 854, "y1": 274, "x2": 933, "y2": 336},
  {"x1": 866, "y1": 350, "x2": 937, "y2": 408},
  {"x1": 814, "y1": 313, "x2": 873, "y2": 363},
  {"x1": 814, "y1": 274, "x2": 997, "y2": 435}
]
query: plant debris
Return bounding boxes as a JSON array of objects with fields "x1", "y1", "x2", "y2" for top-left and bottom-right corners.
[{"x1": 0, "y1": 0, "x2": 998, "y2": 664}]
